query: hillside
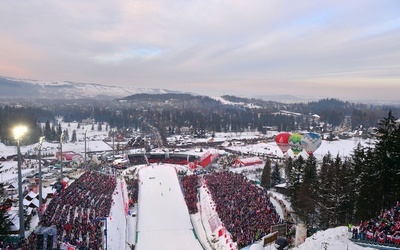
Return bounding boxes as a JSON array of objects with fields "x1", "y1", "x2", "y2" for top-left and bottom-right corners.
[{"x1": 0, "y1": 76, "x2": 181, "y2": 99}]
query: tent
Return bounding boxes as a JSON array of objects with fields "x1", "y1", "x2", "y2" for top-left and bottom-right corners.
[{"x1": 233, "y1": 157, "x2": 263, "y2": 167}]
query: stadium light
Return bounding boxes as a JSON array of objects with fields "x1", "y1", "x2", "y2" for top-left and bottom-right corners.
[{"x1": 13, "y1": 125, "x2": 27, "y2": 240}]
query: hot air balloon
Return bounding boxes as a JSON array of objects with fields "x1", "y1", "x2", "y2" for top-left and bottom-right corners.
[
  {"x1": 275, "y1": 132, "x2": 291, "y2": 154},
  {"x1": 301, "y1": 132, "x2": 322, "y2": 156},
  {"x1": 288, "y1": 133, "x2": 303, "y2": 155}
]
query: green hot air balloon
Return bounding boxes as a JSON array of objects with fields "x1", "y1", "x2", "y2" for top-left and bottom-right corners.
[{"x1": 288, "y1": 133, "x2": 303, "y2": 155}]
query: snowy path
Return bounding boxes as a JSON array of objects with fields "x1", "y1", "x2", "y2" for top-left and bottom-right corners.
[{"x1": 107, "y1": 177, "x2": 127, "y2": 250}]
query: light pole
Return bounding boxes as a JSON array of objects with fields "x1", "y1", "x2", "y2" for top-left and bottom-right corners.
[
  {"x1": 84, "y1": 129, "x2": 87, "y2": 170},
  {"x1": 38, "y1": 136, "x2": 45, "y2": 214},
  {"x1": 111, "y1": 128, "x2": 116, "y2": 157},
  {"x1": 60, "y1": 132, "x2": 65, "y2": 181},
  {"x1": 13, "y1": 125, "x2": 27, "y2": 240}
]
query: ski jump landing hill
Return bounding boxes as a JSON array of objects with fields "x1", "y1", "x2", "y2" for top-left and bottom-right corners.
[{"x1": 135, "y1": 164, "x2": 203, "y2": 250}]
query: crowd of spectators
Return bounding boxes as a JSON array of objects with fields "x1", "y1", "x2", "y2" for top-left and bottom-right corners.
[
  {"x1": 128, "y1": 155, "x2": 148, "y2": 165},
  {"x1": 23, "y1": 171, "x2": 117, "y2": 249},
  {"x1": 127, "y1": 154, "x2": 189, "y2": 166},
  {"x1": 147, "y1": 157, "x2": 188, "y2": 165},
  {"x1": 0, "y1": 240, "x2": 20, "y2": 250},
  {"x1": 180, "y1": 175, "x2": 200, "y2": 214},
  {"x1": 356, "y1": 201, "x2": 400, "y2": 245},
  {"x1": 204, "y1": 171, "x2": 282, "y2": 248},
  {"x1": 124, "y1": 176, "x2": 139, "y2": 205}
]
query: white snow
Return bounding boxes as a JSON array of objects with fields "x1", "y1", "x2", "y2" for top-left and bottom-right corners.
[
  {"x1": 135, "y1": 164, "x2": 203, "y2": 250},
  {"x1": 107, "y1": 177, "x2": 127, "y2": 250},
  {"x1": 293, "y1": 227, "x2": 376, "y2": 250}
]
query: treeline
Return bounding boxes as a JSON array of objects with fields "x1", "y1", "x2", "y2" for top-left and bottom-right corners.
[
  {"x1": 0, "y1": 103, "x2": 289, "y2": 147},
  {"x1": 291, "y1": 98, "x2": 395, "y2": 127},
  {"x1": 283, "y1": 111, "x2": 400, "y2": 230},
  {"x1": 1, "y1": 95, "x2": 399, "y2": 146}
]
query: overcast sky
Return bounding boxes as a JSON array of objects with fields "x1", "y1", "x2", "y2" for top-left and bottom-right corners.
[{"x1": 0, "y1": 1, "x2": 399, "y2": 101}]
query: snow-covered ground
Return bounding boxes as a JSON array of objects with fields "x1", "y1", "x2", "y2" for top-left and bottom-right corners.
[
  {"x1": 135, "y1": 164, "x2": 203, "y2": 250},
  {"x1": 224, "y1": 137, "x2": 370, "y2": 161},
  {"x1": 293, "y1": 227, "x2": 376, "y2": 250},
  {"x1": 0, "y1": 123, "x2": 379, "y2": 249}
]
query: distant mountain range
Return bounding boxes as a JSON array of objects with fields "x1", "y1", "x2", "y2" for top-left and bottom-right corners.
[
  {"x1": 0, "y1": 76, "x2": 182, "y2": 99},
  {"x1": 0, "y1": 76, "x2": 319, "y2": 103},
  {"x1": 1, "y1": 76, "x2": 398, "y2": 105}
]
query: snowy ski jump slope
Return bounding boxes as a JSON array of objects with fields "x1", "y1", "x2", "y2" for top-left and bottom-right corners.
[{"x1": 135, "y1": 164, "x2": 203, "y2": 250}]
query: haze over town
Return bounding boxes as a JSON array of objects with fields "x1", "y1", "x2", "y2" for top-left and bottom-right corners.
[{"x1": 1, "y1": 1, "x2": 400, "y2": 101}]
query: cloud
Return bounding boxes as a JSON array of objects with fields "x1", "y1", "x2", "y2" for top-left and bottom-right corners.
[{"x1": 0, "y1": 0, "x2": 399, "y2": 101}]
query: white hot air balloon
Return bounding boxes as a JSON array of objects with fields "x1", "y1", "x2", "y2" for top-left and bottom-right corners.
[{"x1": 301, "y1": 132, "x2": 322, "y2": 156}]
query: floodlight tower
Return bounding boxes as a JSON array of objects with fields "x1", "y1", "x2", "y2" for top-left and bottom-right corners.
[{"x1": 13, "y1": 125, "x2": 27, "y2": 240}]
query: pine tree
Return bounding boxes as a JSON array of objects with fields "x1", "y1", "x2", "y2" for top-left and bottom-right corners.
[
  {"x1": 44, "y1": 120, "x2": 51, "y2": 141},
  {"x1": 271, "y1": 162, "x2": 282, "y2": 187},
  {"x1": 374, "y1": 111, "x2": 400, "y2": 209},
  {"x1": 285, "y1": 157, "x2": 294, "y2": 201},
  {"x1": 63, "y1": 129, "x2": 69, "y2": 142},
  {"x1": 261, "y1": 158, "x2": 272, "y2": 189},
  {"x1": 338, "y1": 158, "x2": 355, "y2": 224},
  {"x1": 287, "y1": 156, "x2": 305, "y2": 223},
  {"x1": 57, "y1": 123, "x2": 62, "y2": 139},
  {"x1": 51, "y1": 124, "x2": 56, "y2": 141},
  {"x1": 356, "y1": 148, "x2": 381, "y2": 220},
  {"x1": 349, "y1": 143, "x2": 367, "y2": 222},
  {"x1": 284, "y1": 157, "x2": 293, "y2": 185},
  {"x1": 71, "y1": 130, "x2": 77, "y2": 142},
  {"x1": 301, "y1": 154, "x2": 318, "y2": 226},
  {"x1": 327, "y1": 154, "x2": 346, "y2": 227},
  {"x1": 392, "y1": 122, "x2": 400, "y2": 202},
  {"x1": 316, "y1": 152, "x2": 334, "y2": 229},
  {"x1": 291, "y1": 155, "x2": 318, "y2": 227},
  {"x1": 0, "y1": 182, "x2": 11, "y2": 241},
  {"x1": 330, "y1": 154, "x2": 355, "y2": 226}
]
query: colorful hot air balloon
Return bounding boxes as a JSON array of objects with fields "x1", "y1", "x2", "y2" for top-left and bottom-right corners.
[
  {"x1": 301, "y1": 132, "x2": 322, "y2": 156},
  {"x1": 275, "y1": 132, "x2": 291, "y2": 154},
  {"x1": 288, "y1": 133, "x2": 303, "y2": 155}
]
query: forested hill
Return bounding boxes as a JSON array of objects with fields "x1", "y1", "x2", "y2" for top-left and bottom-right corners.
[
  {"x1": 119, "y1": 93, "x2": 230, "y2": 111},
  {"x1": 291, "y1": 98, "x2": 399, "y2": 128},
  {"x1": 119, "y1": 94, "x2": 400, "y2": 125}
]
